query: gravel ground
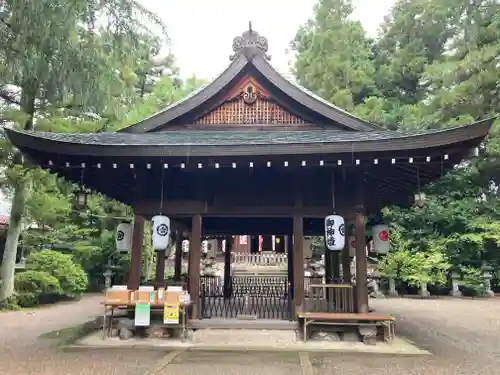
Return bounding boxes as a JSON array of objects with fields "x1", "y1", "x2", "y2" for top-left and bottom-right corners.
[
  {"x1": 2, "y1": 295, "x2": 500, "y2": 375},
  {"x1": 311, "y1": 297, "x2": 500, "y2": 375},
  {"x1": 0, "y1": 294, "x2": 165, "y2": 375}
]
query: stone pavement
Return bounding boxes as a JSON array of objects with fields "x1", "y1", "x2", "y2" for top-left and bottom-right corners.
[{"x1": 2, "y1": 295, "x2": 500, "y2": 374}]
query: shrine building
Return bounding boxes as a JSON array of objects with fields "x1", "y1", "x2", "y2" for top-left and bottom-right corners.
[{"x1": 4, "y1": 25, "x2": 493, "y2": 322}]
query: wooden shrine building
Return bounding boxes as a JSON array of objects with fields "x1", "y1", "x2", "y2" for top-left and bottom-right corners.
[{"x1": 4, "y1": 25, "x2": 493, "y2": 320}]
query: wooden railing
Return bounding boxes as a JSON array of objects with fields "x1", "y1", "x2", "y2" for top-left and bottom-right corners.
[
  {"x1": 231, "y1": 253, "x2": 288, "y2": 266},
  {"x1": 304, "y1": 283, "x2": 355, "y2": 313}
]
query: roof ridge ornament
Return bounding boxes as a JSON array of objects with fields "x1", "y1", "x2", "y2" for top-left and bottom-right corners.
[{"x1": 230, "y1": 21, "x2": 271, "y2": 61}]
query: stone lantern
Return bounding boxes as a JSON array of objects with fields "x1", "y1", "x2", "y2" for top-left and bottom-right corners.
[
  {"x1": 369, "y1": 267, "x2": 385, "y2": 298},
  {"x1": 481, "y1": 263, "x2": 495, "y2": 297},
  {"x1": 450, "y1": 269, "x2": 462, "y2": 297},
  {"x1": 103, "y1": 268, "x2": 114, "y2": 290}
]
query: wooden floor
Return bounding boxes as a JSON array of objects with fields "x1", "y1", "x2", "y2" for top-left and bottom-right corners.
[{"x1": 189, "y1": 318, "x2": 297, "y2": 330}]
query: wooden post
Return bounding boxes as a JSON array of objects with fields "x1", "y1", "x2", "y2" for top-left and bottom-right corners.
[
  {"x1": 342, "y1": 240, "x2": 352, "y2": 284},
  {"x1": 223, "y1": 235, "x2": 232, "y2": 298},
  {"x1": 188, "y1": 214, "x2": 202, "y2": 319},
  {"x1": 355, "y1": 204, "x2": 368, "y2": 313},
  {"x1": 332, "y1": 252, "x2": 340, "y2": 283},
  {"x1": 293, "y1": 216, "x2": 304, "y2": 310},
  {"x1": 324, "y1": 249, "x2": 332, "y2": 283},
  {"x1": 174, "y1": 230, "x2": 182, "y2": 281},
  {"x1": 286, "y1": 235, "x2": 294, "y2": 298},
  {"x1": 127, "y1": 215, "x2": 144, "y2": 290},
  {"x1": 155, "y1": 250, "x2": 165, "y2": 286}
]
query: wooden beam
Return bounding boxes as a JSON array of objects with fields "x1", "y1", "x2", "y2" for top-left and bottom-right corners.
[
  {"x1": 354, "y1": 171, "x2": 369, "y2": 314},
  {"x1": 174, "y1": 230, "x2": 183, "y2": 281},
  {"x1": 188, "y1": 214, "x2": 202, "y2": 319},
  {"x1": 293, "y1": 215, "x2": 304, "y2": 309},
  {"x1": 155, "y1": 250, "x2": 166, "y2": 285},
  {"x1": 127, "y1": 215, "x2": 145, "y2": 290},
  {"x1": 134, "y1": 200, "x2": 339, "y2": 218}
]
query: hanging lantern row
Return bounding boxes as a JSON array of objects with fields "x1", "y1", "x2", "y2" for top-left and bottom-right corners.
[
  {"x1": 48, "y1": 152, "x2": 457, "y2": 171},
  {"x1": 115, "y1": 215, "x2": 172, "y2": 254},
  {"x1": 324, "y1": 215, "x2": 390, "y2": 256}
]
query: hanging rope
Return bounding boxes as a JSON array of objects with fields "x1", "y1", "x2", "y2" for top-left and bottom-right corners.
[{"x1": 160, "y1": 158, "x2": 165, "y2": 213}]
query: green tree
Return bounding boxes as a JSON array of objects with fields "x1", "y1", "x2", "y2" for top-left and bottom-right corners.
[
  {"x1": 0, "y1": 0, "x2": 168, "y2": 302},
  {"x1": 290, "y1": 0, "x2": 376, "y2": 111}
]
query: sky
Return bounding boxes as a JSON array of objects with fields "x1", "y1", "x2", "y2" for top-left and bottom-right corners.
[{"x1": 138, "y1": 0, "x2": 396, "y2": 80}]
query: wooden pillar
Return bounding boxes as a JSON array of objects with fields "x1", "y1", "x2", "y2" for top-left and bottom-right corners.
[
  {"x1": 342, "y1": 241, "x2": 352, "y2": 284},
  {"x1": 324, "y1": 250, "x2": 332, "y2": 283},
  {"x1": 127, "y1": 215, "x2": 144, "y2": 290},
  {"x1": 355, "y1": 205, "x2": 368, "y2": 313},
  {"x1": 332, "y1": 252, "x2": 340, "y2": 283},
  {"x1": 188, "y1": 214, "x2": 202, "y2": 319},
  {"x1": 155, "y1": 250, "x2": 165, "y2": 286},
  {"x1": 293, "y1": 216, "x2": 304, "y2": 309},
  {"x1": 286, "y1": 235, "x2": 294, "y2": 298},
  {"x1": 174, "y1": 230, "x2": 183, "y2": 281},
  {"x1": 223, "y1": 235, "x2": 232, "y2": 298}
]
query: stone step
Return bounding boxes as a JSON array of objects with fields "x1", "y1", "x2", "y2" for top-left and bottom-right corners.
[{"x1": 192, "y1": 328, "x2": 297, "y2": 346}]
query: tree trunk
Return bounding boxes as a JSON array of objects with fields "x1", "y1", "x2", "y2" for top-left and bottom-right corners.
[
  {"x1": 0, "y1": 178, "x2": 26, "y2": 301},
  {"x1": 0, "y1": 87, "x2": 35, "y2": 302}
]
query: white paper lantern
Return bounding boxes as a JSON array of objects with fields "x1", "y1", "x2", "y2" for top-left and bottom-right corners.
[
  {"x1": 324, "y1": 215, "x2": 345, "y2": 251},
  {"x1": 372, "y1": 224, "x2": 390, "y2": 254},
  {"x1": 151, "y1": 215, "x2": 171, "y2": 251},
  {"x1": 201, "y1": 240, "x2": 208, "y2": 254},
  {"x1": 348, "y1": 236, "x2": 356, "y2": 257},
  {"x1": 115, "y1": 222, "x2": 133, "y2": 254},
  {"x1": 182, "y1": 240, "x2": 189, "y2": 253}
]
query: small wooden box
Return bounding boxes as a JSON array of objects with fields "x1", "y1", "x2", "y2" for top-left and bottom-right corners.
[
  {"x1": 105, "y1": 289, "x2": 131, "y2": 304},
  {"x1": 165, "y1": 291, "x2": 181, "y2": 304},
  {"x1": 134, "y1": 290, "x2": 156, "y2": 303}
]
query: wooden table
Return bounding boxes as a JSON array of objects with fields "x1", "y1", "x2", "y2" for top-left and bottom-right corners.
[{"x1": 101, "y1": 300, "x2": 191, "y2": 341}]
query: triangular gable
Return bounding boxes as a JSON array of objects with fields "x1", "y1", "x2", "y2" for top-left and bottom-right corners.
[
  {"x1": 121, "y1": 26, "x2": 379, "y2": 134},
  {"x1": 189, "y1": 76, "x2": 312, "y2": 129}
]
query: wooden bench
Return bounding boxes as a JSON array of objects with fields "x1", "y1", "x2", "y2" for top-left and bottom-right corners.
[{"x1": 297, "y1": 312, "x2": 395, "y2": 342}]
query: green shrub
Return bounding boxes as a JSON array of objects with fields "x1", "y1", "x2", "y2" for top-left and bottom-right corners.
[
  {"x1": 26, "y1": 250, "x2": 88, "y2": 298},
  {"x1": 14, "y1": 270, "x2": 61, "y2": 307},
  {"x1": 460, "y1": 266, "x2": 486, "y2": 296}
]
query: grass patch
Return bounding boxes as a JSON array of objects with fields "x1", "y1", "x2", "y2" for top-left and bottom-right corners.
[{"x1": 39, "y1": 318, "x2": 102, "y2": 346}]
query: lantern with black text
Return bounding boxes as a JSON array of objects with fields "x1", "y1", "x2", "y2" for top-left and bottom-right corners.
[
  {"x1": 201, "y1": 240, "x2": 208, "y2": 254},
  {"x1": 182, "y1": 240, "x2": 189, "y2": 253},
  {"x1": 372, "y1": 224, "x2": 390, "y2": 254},
  {"x1": 115, "y1": 222, "x2": 133, "y2": 254},
  {"x1": 324, "y1": 215, "x2": 345, "y2": 251},
  {"x1": 151, "y1": 215, "x2": 171, "y2": 251}
]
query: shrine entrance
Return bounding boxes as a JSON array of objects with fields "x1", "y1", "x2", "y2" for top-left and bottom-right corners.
[{"x1": 199, "y1": 274, "x2": 291, "y2": 320}]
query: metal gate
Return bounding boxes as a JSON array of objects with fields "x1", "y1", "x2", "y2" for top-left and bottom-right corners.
[{"x1": 200, "y1": 276, "x2": 291, "y2": 320}]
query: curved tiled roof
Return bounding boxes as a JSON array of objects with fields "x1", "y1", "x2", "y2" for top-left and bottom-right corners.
[{"x1": 4, "y1": 118, "x2": 494, "y2": 158}]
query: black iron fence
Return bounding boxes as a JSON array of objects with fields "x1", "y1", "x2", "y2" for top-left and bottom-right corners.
[{"x1": 200, "y1": 275, "x2": 291, "y2": 320}]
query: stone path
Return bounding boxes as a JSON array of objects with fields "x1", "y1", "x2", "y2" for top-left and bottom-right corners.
[{"x1": 3, "y1": 295, "x2": 500, "y2": 374}]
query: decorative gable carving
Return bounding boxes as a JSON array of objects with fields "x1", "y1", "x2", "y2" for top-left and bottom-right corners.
[{"x1": 194, "y1": 76, "x2": 309, "y2": 126}]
